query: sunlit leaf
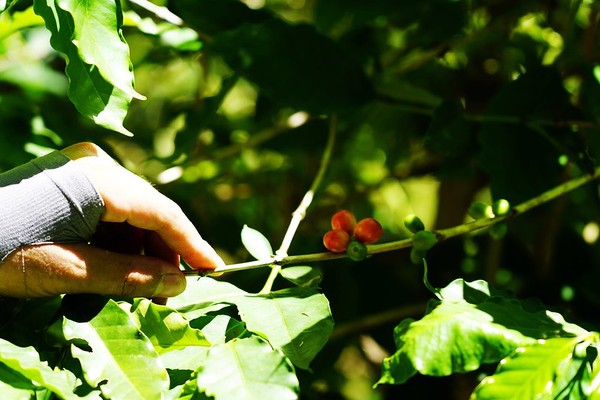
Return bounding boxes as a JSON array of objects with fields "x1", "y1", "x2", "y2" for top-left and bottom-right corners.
[
  {"x1": 196, "y1": 336, "x2": 299, "y2": 400},
  {"x1": 471, "y1": 336, "x2": 592, "y2": 399},
  {"x1": 32, "y1": 0, "x2": 139, "y2": 135},
  {"x1": 236, "y1": 287, "x2": 334, "y2": 370},
  {"x1": 129, "y1": 299, "x2": 210, "y2": 353},
  {"x1": 169, "y1": 277, "x2": 247, "y2": 320},
  {"x1": 170, "y1": 278, "x2": 334, "y2": 370},
  {"x1": 241, "y1": 224, "x2": 273, "y2": 260},
  {"x1": 377, "y1": 301, "x2": 536, "y2": 385},
  {"x1": 0, "y1": 337, "x2": 101, "y2": 399},
  {"x1": 280, "y1": 266, "x2": 323, "y2": 287},
  {"x1": 62, "y1": 300, "x2": 169, "y2": 400},
  {"x1": 377, "y1": 279, "x2": 586, "y2": 386}
]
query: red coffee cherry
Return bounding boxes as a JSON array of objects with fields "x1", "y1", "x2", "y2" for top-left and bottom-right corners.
[
  {"x1": 331, "y1": 210, "x2": 356, "y2": 234},
  {"x1": 354, "y1": 218, "x2": 383, "y2": 244},
  {"x1": 323, "y1": 229, "x2": 351, "y2": 253}
]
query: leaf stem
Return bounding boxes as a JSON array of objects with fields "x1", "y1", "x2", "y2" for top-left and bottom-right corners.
[
  {"x1": 185, "y1": 161, "x2": 600, "y2": 277},
  {"x1": 127, "y1": 0, "x2": 184, "y2": 26},
  {"x1": 257, "y1": 116, "x2": 338, "y2": 294}
]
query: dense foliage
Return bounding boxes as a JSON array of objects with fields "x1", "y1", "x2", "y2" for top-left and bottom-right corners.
[{"x1": 2, "y1": 0, "x2": 600, "y2": 398}]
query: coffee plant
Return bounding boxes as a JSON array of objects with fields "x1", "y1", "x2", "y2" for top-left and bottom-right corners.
[{"x1": 2, "y1": 0, "x2": 600, "y2": 399}]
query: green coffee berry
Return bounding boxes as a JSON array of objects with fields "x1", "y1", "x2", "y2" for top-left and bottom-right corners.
[
  {"x1": 410, "y1": 248, "x2": 427, "y2": 264},
  {"x1": 468, "y1": 201, "x2": 493, "y2": 220},
  {"x1": 489, "y1": 223, "x2": 508, "y2": 240},
  {"x1": 412, "y1": 230, "x2": 438, "y2": 251},
  {"x1": 346, "y1": 240, "x2": 368, "y2": 261},
  {"x1": 404, "y1": 214, "x2": 425, "y2": 233},
  {"x1": 492, "y1": 199, "x2": 511, "y2": 217}
]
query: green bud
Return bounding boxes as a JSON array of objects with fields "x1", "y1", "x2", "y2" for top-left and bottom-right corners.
[
  {"x1": 489, "y1": 223, "x2": 508, "y2": 240},
  {"x1": 468, "y1": 201, "x2": 493, "y2": 220},
  {"x1": 412, "y1": 230, "x2": 438, "y2": 251},
  {"x1": 346, "y1": 240, "x2": 368, "y2": 262},
  {"x1": 410, "y1": 248, "x2": 427, "y2": 265},
  {"x1": 492, "y1": 199, "x2": 511, "y2": 217},
  {"x1": 404, "y1": 214, "x2": 425, "y2": 233}
]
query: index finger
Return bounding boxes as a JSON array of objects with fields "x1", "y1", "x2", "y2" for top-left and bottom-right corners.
[
  {"x1": 64, "y1": 145, "x2": 224, "y2": 270},
  {"x1": 105, "y1": 188, "x2": 225, "y2": 270}
]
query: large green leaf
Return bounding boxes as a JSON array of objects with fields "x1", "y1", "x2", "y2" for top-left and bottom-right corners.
[
  {"x1": 235, "y1": 288, "x2": 334, "y2": 370},
  {"x1": 196, "y1": 336, "x2": 299, "y2": 400},
  {"x1": 377, "y1": 279, "x2": 585, "y2": 386},
  {"x1": 33, "y1": 0, "x2": 142, "y2": 135},
  {"x1": 62, "y1": 300, "x2": 169, "y2": 400},
  {"x1": 171, "y1": 278, "x2": 334, "y2": 370},
  {"x1": 130, "y1": 299, "x2": 210, "y2": 353},
  {"x1": 471, "y1": 336, "x2": 593, "y2": 399},
  {"x1": 169, "y1": 277, "x2": 247, "y2": 320},
  {"x1": 377, "y1": 301, "x2": 536, "y2": 385},
  {"x1": 59, "y1": 0, "x2": 141, "y2": 100},
  {"x1": 0, "y1": 383, "x2": 32, "y2": 399},
  {"x1": 0, "y1": 337, "x2": 101, "y2": 399}
]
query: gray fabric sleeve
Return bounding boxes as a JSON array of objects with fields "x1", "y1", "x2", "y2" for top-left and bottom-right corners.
[{"x1": 0, "y1": 151, "x2": 105, "y2": 260}]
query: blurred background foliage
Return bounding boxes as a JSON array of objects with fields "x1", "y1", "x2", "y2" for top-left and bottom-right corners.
[{"x1": 2, "y1": 0, "x2": 600, "y2": 398}]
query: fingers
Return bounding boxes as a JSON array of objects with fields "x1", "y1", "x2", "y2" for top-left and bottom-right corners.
[
  {"x1": 0, "y1": 244, "x2": 186, "y2": 298},
  {"x1": 61, "y1": 143, "x2": 225, "y2": 271}
]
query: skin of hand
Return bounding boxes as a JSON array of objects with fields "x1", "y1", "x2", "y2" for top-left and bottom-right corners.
[{"x1": 0, "y1": 142, "x2": 224, "y2": 298}]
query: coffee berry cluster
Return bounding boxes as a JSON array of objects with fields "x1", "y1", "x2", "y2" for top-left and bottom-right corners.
[{"x1": 323, "y1": 210, "x2": 383, "y2": 261}]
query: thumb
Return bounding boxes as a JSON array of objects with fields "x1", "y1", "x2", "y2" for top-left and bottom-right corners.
[{"x1": 0, "y1": 244, "x2": 186, "y2": 298}]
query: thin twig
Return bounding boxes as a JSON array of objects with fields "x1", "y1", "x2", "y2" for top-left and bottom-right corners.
[
  {"x1": 257, "y1": 115, "x2": 338, "y2": 294},
  {"x1": 184, "y1": 163, "x2": 600, "y2": 276},
  {"x1": 128, "y1": 0, "x2": 183, "y2": 26}
]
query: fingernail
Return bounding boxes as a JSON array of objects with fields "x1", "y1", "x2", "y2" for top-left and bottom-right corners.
[{"x1": 156, "y1": 274, "x2": 186, "y2": 297}]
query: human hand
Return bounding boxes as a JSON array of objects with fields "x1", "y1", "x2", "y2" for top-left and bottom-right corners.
[
  {"x1": 60, "y1": 142, "x2": 224, "y2": 271},
  {"x1": 0, "y1": 142, "x2": 224, "y2": 298}
]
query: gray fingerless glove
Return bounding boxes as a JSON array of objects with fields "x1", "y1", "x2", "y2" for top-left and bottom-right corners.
[{"x1": 0, "y1": 151, "x2": 105, "y2": 260}]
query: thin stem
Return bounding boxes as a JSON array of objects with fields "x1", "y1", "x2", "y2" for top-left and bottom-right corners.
[
  {"x1": 258, "y1": 116, "x2": 338, "y2": 294},
  {"x1": 185, "y1": 163, "x2": 600, "y2": 276},
  {"x1": 128, "y1": 0, "x2": 183, "y2": 26}
]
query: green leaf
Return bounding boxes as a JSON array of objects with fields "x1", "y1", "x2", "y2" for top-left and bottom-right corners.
[
  {"x1": 59, "y1": 0, "x2": 142, "y2": 100},
  {"x1": 171, "y1": 278, "x2": 334, "y2": 370},
  {"x1": 235, "y1": 287, "x2": 334, "y2": 370},
  {"x1": 196, "y1": 336, "x2": 299, "y2": 400},
  {"x1": 0, "y1": 337, "x2": 101, "y2": 399},
  {"x1": 471, "y1": 336, "x2": 592, "y2": 399},
  {"x1": 241, "y1": 224, "x2": 273, "y2": 260},
  {"x1": 0, "y1": 381, "x2": 32, "y2": 400},
  {"x1": 377, "y1": 302, "x2": 536, "y2": 386},
  {"x1": 191, "y1": 314, "x2": 250, "y2": 346},
  {"x1": 169, "y1": 277, "x2": 247, "y2": 320},
  {"x1": 377, "y1": 279, "x2": 585, "y2": 386},
  {"x1": 439, "y1": 279, "x2": 588, "y2": 338},
  {"x1": 62, "y1": 300, "x2": 169, "y2": 400},
  {"x1": 33, "y1": 0, "x2": 141, "y2": 135},
  {"x1": 280, "y1": 266, "x2": 323, "y2": 287},
  {"x1": 130, "y1": 299, "x2": 210, "y2": 353}
]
